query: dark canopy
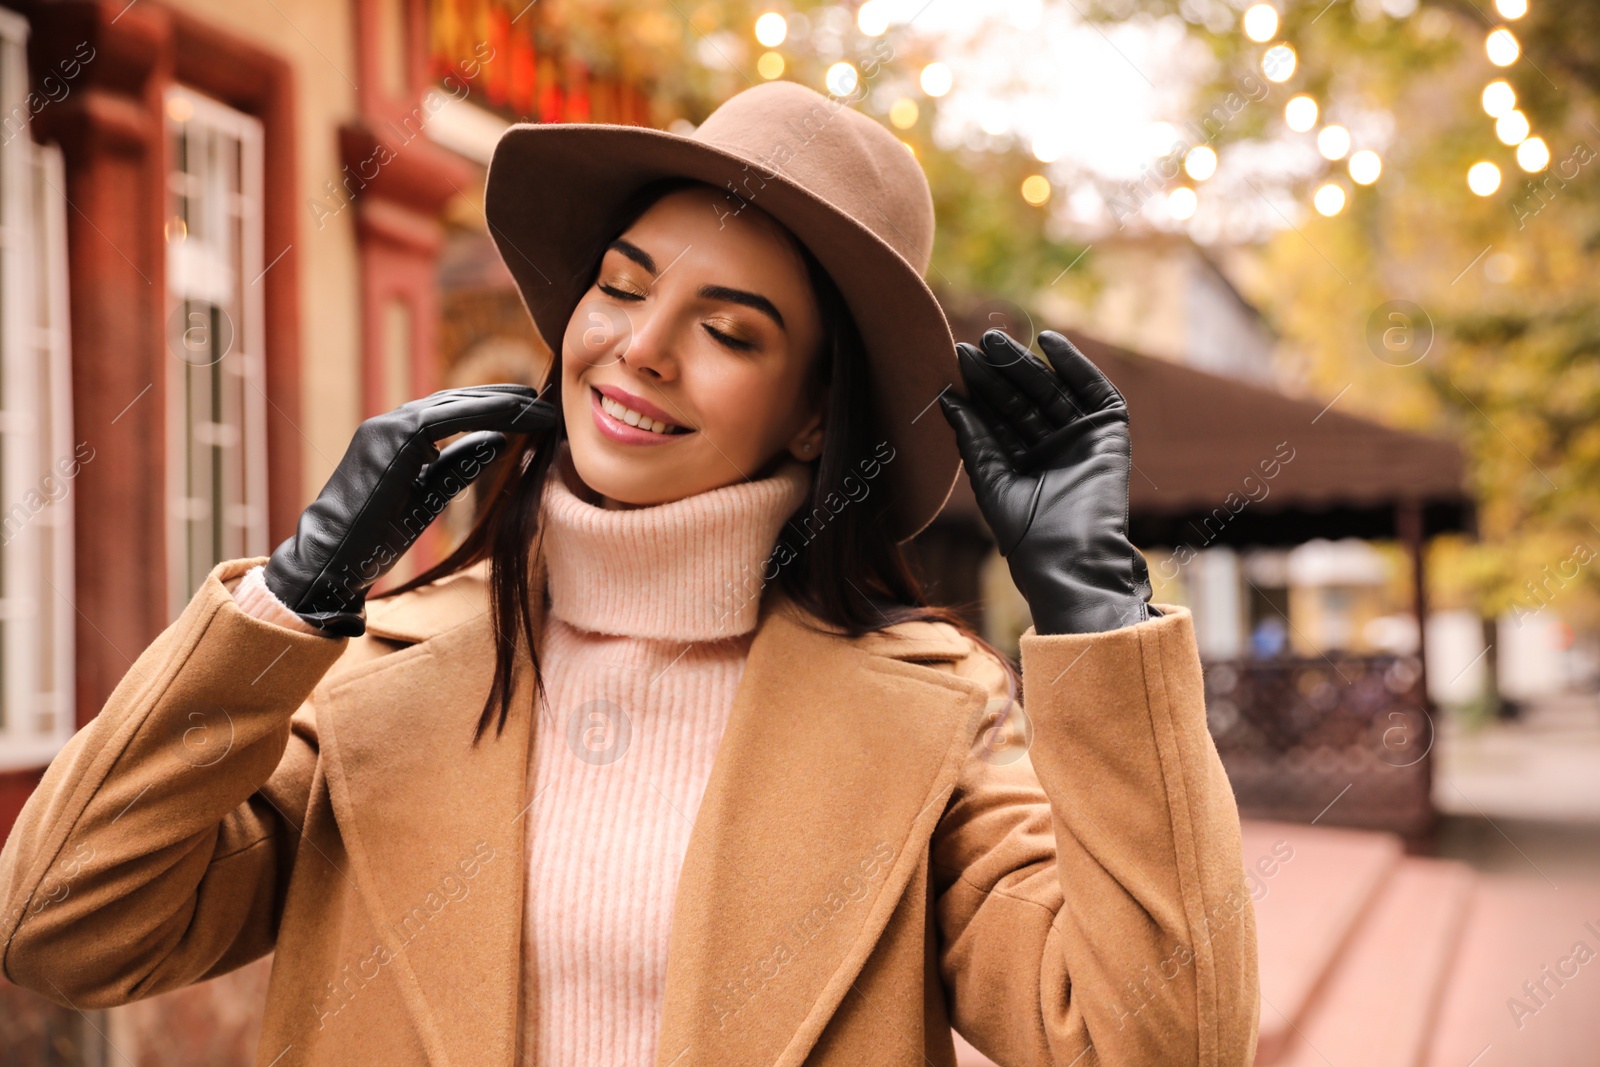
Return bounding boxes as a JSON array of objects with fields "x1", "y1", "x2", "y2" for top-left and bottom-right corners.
[{"x1": 934, "y1": 331, "x2": 1473, "y2": 549}]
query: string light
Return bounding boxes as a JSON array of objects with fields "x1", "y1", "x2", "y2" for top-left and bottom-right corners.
[
  {"x1": 1168, "y1": 187, "x2": 1198, "y2": 220},
  {"x1": 1314, "y1": 183, "x2": 1347, "y2": 216},
  {"x1": 1263, "y1": 44, "x2": 1297, "y2": 82},
  {"x1": 920, "y1": 62, "x2": 953, "y2": 97},
  {"x1": 1285, "y1": 95, "x2": 1319, "y2": 132},
  {"x1": 1486, "y1": 28, "x2": 1520, "y2": 66},
  {"x1": 1482, "y1": 80, "x2": 1516, "y2": 117},
  {"x1": 1317, "y1": 125, "x2": 1352, "y2": 160},
  {"x1": 1495, "y1": 109, "x2": 1530, "y2": 145},
  {"x1": 1516, "y1": 136, "x2": 1550, "y2": 171},
  {"x1": 1468, "y1": 161, "x2": 1502, "y2": 195},
  {"x1": 857, "y1": 0, "x2": 889, "y2": 36},
  {"x1": 754, "y1": 12, "x2": 787, "y2": 47},
  {"x1": 1349, "y1": 150, "x2": 1382, "y2": 184},
  {"x1": 1243, "y1": 4, "x2": 1279, "y2": 42},
  {"x1": 1185, "y1": 146, "x2": 1218, "y2": 180},
  {"x1": 826, "y1": 62, "x2": 859, "y2": 97}
]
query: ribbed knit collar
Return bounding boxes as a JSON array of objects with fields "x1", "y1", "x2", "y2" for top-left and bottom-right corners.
[{"x1": 539, "y1": 441, "x2": 814, "y2": 641}]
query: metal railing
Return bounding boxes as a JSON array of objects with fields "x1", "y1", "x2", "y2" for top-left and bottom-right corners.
[{"x1": 1204, "y1": 653, "x2": 1436, "y2": 838}]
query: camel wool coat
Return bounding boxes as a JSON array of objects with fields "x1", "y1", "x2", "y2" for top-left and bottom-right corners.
[{"x1": 0, "y1": 554, "x2": 1259, "y2": 1066}]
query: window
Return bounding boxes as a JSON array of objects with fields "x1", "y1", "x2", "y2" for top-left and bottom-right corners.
[
  {"x1": 163, "y1": 86, "x2": 268, "y2": 618},
  {"x1": 0, "y1": 10, "x2": 75, "y2": 769}
]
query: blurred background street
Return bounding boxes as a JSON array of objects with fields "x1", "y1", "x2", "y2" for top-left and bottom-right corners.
[{"x1": 0, "y1": 0, "x2": 1597, "y2": 1063}]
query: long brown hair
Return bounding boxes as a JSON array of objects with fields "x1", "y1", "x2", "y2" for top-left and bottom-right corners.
[{"x1": 382, "y1": 177, "x2": 1020, "y2": 741}]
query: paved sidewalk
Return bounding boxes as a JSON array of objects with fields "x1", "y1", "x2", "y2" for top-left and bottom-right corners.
[{"x1": 1434, "y1": 691, "x2": 1600, "y2": 825}]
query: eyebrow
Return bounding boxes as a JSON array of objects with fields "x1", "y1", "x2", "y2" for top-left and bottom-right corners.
[{"x1": 607, "y1": 238, "x2": 787, "y2": 333}]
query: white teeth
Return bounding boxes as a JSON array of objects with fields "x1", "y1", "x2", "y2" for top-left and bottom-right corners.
[{"x1": 599, "y1": 392, "x2": 679, "y2": 435}]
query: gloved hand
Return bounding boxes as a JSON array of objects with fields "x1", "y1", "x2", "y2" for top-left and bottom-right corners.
[
  {"x1": 938, "y1": 329, "x2": 1156, "y2": 636},
  {"x1": 264, "y1": 385, "x2": 558, "y2": 636}
]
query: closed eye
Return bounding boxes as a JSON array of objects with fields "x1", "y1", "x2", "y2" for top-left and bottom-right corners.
[
  {"x1": 598, "y1": 283, "x2": 643, "y2": 301},
  {"x1": 704, "y1": 324, "x2": 757, "y2": 351},
  {"x1": 601, "y1": 283, "x2": 757, "y2": 352}
]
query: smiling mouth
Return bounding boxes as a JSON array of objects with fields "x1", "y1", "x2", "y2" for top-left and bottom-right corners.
[{"x1": 592, "y1": 387, "x2": 690, "y2": 435}]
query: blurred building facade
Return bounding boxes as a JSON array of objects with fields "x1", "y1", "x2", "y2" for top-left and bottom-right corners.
[
  {"x1": 0, "y1": 1, "x2": 652, "y2": 1060},
  {"x1": 0, "y1": 0, "x2": 651, "y2": 817}
]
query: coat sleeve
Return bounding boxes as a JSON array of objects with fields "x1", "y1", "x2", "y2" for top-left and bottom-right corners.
[
  {"x1": 0, "y1": 556, "x2": 349, "y2": 1007},
  {"x1": 930, "y1": 605, "x2": 1259, "y2": 1066}
]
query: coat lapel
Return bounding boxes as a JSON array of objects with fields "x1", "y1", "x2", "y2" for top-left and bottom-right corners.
[
  {"x1": 653, "y1": 599, "x2": 991, "y2": 1067},
  {"x1": 314, "y1": 556, "x2": 990, "y2": 1067},
  {"x1": 317, "y1": 561, "x2": 543, "y2": 1067}
]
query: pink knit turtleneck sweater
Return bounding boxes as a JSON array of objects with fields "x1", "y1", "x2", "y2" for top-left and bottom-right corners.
[{"x1": 230, "y1": 442, "x2": 814, "y2": 1066}]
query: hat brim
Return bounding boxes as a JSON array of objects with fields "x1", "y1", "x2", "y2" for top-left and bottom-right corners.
[{"x1": 484, "y1": 122, "x2": 962, "y2": 544}]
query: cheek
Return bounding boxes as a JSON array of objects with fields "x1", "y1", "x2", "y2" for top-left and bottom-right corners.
[
  {"x1": 691, "y1": 363, "x2": 794, "y2": 450},
  {"x1": 564, "y1": 296, "x2": 631, "y2": 369}
]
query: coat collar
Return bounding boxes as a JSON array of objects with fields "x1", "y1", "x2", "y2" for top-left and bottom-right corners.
[{"x1": 315, "y1": 555, "x2": 989, "y2": 1067}]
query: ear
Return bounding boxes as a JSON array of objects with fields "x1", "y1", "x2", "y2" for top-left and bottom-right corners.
[
  {"x1": 785, "y1": 404, "x2": 826, "y2": 462},
  {"x1": 786, "y1": 425, "x2": 823, "y2": 461}
]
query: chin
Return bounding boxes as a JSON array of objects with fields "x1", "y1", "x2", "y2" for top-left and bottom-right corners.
[{"x1": 564, "y1": 430, "x2": 689, "y2": 507}]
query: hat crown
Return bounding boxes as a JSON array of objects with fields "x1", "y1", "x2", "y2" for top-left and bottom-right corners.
[{"x1": 689, "y1": 81, "x2": 935, "y2": 276}]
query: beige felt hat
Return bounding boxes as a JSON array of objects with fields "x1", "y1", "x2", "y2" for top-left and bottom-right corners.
[{"x1": 483, "y1": 79, "x2": 961, "y2": 543}]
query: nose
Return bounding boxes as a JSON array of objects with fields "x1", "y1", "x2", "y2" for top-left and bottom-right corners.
[{"x1": 614, "y1": 301, "x2": 679, "y2": 382}]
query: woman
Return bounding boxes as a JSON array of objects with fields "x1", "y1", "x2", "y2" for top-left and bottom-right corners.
[{"x1": 0, "y1": 81, "x2": 1258, "y2": 1066}]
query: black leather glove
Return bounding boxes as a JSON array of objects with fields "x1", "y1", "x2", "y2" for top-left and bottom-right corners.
[
  {"x1": 938, "y1": 328, "x2": 1156, "y2": 636},
  {"x1": 263, "y1": 385, "x2": 558, "y2": 636}
]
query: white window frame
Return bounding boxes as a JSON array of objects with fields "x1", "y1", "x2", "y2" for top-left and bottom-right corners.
[
  {"x1": 0, "y1": 9, "x2": 76, "y2": 771},
  {"x1": 163, "y1": 85, "x2": 268, "y2": 619}
]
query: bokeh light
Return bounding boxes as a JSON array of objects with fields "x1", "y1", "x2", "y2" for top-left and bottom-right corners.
[
  {"x1": 826, "y1": 62, "x2": 859, "y2": 97},
  {"x1": 1517, "y1": 136, "x2": 1551, "y2": 172},
  {"x1": 1349, "y1": 150, "x2": 1382, "y2": 185},
  {"x1": 1312, "y1": 184, "x2": 1350, "y2": 215},
  {"x1": 920, "y1": 61, "x2": 953, "y2": 97},
  {"x1": 1168, "y1": 186, "x2": 1198, "y2": 220},
  {"x1": 1243, "y1": 4, "x2": 1279, "y2": 42},
  {"x1": 1021, "y1": 175, "x2": 1052, "y2": 205},
  {"x1": 890, "y1": 98, "x2": 919, "y2": 130},
  {"x1": 1318, "y1": 125, "x2": 1352, "y2": 160},
  {"x1": 1496, "y1": 109, "x2": 1530, "y2": 145},
  {"x1": 1263, "y1": 44, "x2": 1297, "y2": 83},
  {"x1": 1286, "y1": 95, "x2": 1319, "y2": 132},
  {"x1": 754, "y1": 12, "x2": 787, "y2": 47},
  {"x1": 1185, "y1": 146, "x2": 1219, "y2": 181},
  {"x1": 1468, "y1": 161, "x2": 1503, "y2": 195},
  {"x1": 1486, "y1": 28, "x2": 1520, "y2": 66},
  {"x1": 1314, "y1": 183, "x2": 1347, "y2": 216},
  {"x1": 1482, "y1": 80, "x2": 1516, "y2": 118},
  {"x1": 757, "y1": 52, "x2": 785, "y2": 79},
  {"x1": 1495, "y1": 0, "x2": 1528, "y2": 16},
  {"x1": 857, "y1": 0, "x2": 889, "y2": 36}
]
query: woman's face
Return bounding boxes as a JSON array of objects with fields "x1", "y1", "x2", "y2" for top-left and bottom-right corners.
[{"x1": 559, "y1": 184, "x2": 826, "y2": 508}]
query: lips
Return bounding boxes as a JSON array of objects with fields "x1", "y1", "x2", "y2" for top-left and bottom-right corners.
[
  {"x1": 588, "y1": 385, "x2": 693, "y2": 447},
  {"x1": 591, "y1": 384, "x2": 689, "y2": 433}
]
